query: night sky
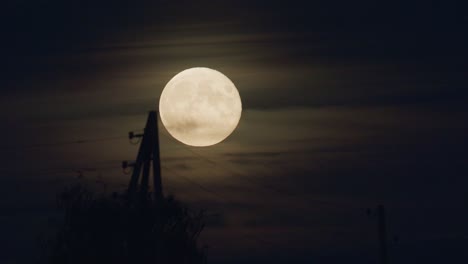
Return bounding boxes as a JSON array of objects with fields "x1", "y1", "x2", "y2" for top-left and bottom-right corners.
[{"x1": 1, "y1": 1, "x2": 468, "y2": 263}]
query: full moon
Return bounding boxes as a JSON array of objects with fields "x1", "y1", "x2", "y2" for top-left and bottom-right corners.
[{"x1": 159, "y1": 67, "x2": 242, "y2": 147}]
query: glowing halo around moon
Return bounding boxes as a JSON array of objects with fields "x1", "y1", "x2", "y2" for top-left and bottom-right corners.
[{"x1": 159, "y1": 67, "x2": 242, "y2": 147}]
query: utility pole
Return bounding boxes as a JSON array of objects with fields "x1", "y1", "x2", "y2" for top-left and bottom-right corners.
[
  {"x1": 124, "y1": 111, "x2": 163, "y2": 203},
  {"x1": 377, "y1": 204, "x2": 388, "y2": 264}
]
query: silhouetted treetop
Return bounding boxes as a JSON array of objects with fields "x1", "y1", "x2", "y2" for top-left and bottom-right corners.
[{"x1": 39, "y1": 185, "x2": 207, "y2": 264}]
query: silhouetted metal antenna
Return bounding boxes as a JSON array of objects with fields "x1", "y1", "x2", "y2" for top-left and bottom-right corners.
[
  {"x1": 368, "y1": 204, "x2": 390, "y2": 264},
  {"x1": 123, "y1": 111, "x2": 163, "y2": 203},
  {"x1": 377, "y1": 204, "x2": 389, "y2": 264}
]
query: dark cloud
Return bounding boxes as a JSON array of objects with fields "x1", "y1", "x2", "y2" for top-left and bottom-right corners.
[{"x1": 1, "y1": 1, "x2": 468, "y2": 263}]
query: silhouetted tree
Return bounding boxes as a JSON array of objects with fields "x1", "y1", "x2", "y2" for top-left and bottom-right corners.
[{"x1": 39, "y1": 185, "x2": 207, "y2": 264}]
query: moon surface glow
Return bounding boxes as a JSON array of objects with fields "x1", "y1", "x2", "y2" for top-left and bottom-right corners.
[{"x1": 159, "y1": 67, "x2": 242, "y2": 147}]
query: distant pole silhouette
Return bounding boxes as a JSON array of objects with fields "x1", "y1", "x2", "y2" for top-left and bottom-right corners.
[
  {"x1": 377, "y1": 204, "x2": 388, "y2": 264},
  {"x1": 126, "y1": 111, "x2": 163, "y2": 202}
]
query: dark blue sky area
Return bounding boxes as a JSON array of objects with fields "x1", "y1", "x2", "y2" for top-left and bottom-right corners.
[{"x1": 1, "y1": 1, "x2": 467, "y2": 263}]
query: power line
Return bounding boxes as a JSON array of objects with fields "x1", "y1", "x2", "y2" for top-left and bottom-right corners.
[
  {"x1": 162, "y1": 166, "x2": 326, "y2": 253},
  {"x1": 159, "y1": 134, "x2": 359, "y2": 210},
  {"x1": 161, "y1": 174, "x2": 224, "y2": 215},
  {"x1": 0, "y1": 163, "x2": 121, "y2": 177},
  {"x1": 0, "y1": 135, "x2": 127, "y2": 150},
  {"x1": 162, "y1": 165, "x2": 230, "y2": 203},
  {"x1": 163, "y1": 160, "x2": 369, "y2": 255},
  {"x1": 162, "y1": 165, "x2": 304, "y2": 250}
]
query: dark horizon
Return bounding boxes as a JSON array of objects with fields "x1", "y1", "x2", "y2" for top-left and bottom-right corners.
[{"x1": 1, "y1": 1, "x2": 468, "y2": 263}]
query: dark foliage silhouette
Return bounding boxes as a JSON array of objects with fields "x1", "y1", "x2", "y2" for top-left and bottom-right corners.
[{"x1": 39, "y1": 185, "x2": 207, "y2": 264}]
